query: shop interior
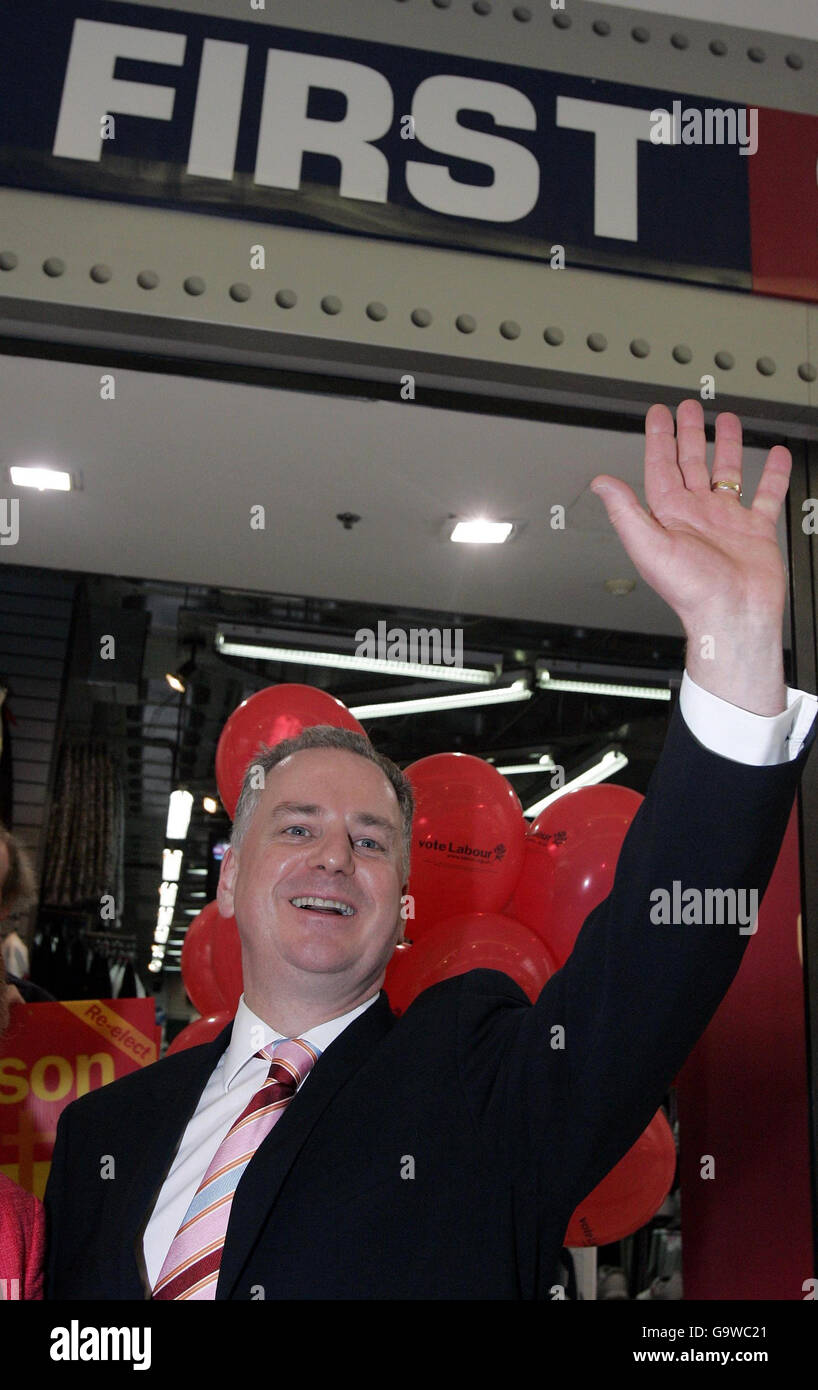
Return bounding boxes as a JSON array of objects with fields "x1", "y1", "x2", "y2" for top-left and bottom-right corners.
[{"x1": 0, "y1": 349, "x2": 799, "y2": 1297}]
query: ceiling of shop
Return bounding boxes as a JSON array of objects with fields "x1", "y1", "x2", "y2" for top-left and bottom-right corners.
[
  {"x1": 0, "y1": 343, "x2": 797, "y2": 980},
  {"x1": 0, "y1": 352, "x2": 781, "y2": 640}
]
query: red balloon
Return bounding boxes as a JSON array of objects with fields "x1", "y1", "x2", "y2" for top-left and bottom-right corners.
[
  {"x1": 511, "y1": 785, "x2": 643, "y2": 966},
  {"x1": 210, "y1": 911, "x2": 244, "y2": 1014},
  {"x1": 564, "y1": 1109, "x2": 676, "y2": 1246},
  {"x1": 215, "y1": 684, "x2": 366, "y2": 819},
  {"x1": 384, "y1": 912, "x2": 557, "y2": 1015},
  {"x1": 180, "y1": 901, "x2": 229, "y2": 1015},
  {"x1": 166, "y1": 1011, "x2": 233, "y2": 1056},
  {"x1": 405, "y1": 755, "x2": 526, "y2": 935}
]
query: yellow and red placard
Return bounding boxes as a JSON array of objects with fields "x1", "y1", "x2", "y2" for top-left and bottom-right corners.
[{"x1": 0, "y1": 999, "x2": 160, "y2": 1199}]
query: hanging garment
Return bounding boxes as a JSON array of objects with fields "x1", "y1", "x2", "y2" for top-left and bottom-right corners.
[
  {"x1": 88, "y1": 948, "x2": 112, "y2": 1000},
  {"x1": 1, "y1": 930, "x2": 29, "y2": 979},
  {"x1": 117, "y1": 960, "x2": 137, "y2": 998},
  {"x1": 109, "y1": 958, "x2": 126, "y2": 999},
  {"x1": 0, "y1": 686, "x2": 14, "y2": 829}
]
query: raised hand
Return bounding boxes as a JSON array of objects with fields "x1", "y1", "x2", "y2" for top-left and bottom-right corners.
[{"x1": 590, "y1": 398, "x2": 791, "y2": 715}]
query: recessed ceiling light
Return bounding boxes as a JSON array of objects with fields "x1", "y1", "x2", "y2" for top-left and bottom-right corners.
[
  {"x1": 202, "y1": 796, "x2": 219, "y2": 814},
  {"x1": 450, "y1": 519, "x2": 514, "y2": 544},
  {"x1": 9, "y1": 465, "x2": 72, "y2": 491}
]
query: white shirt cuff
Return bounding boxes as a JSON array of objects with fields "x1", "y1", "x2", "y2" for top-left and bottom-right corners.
[{"x1": 679, "y1": 671, "x2": 818, "y2": 766}]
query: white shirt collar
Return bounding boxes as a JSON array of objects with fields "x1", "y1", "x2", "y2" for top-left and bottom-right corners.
[{"x1": 222, "y1": 991, "x2": 381, "y2": 1092}]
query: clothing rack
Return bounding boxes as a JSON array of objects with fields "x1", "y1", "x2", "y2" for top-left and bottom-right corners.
[{"x1": 79, "y1": 930, "x2": 137, "y2": 950}]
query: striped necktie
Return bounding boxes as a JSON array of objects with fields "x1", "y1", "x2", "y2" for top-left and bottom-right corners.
[{"x1": 152, "y1": 1036, "x2": 320, "y2": 1300}]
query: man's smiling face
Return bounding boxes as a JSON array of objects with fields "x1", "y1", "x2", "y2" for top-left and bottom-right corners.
[{"x1": 217, "y1": 747, "x2": 406, "y2": 1004}]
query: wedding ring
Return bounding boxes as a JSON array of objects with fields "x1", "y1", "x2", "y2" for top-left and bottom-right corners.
[{"x1": 710, "y1": 480, "x2": 743, "y2": 499}]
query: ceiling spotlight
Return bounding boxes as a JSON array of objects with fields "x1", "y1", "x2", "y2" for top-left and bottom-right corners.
[
  {"x1": 9, "y1": 465, "x2": 73, "y2": 491},
  {"x1": 202, "y1": 796, "x2": 219, "y2": 814},
  {"x1": 449, "y1": 519, "x2": 514, "y2": 544},
  {"x1": 166, "y1": 643, "x2": 199, "y2": 694}
]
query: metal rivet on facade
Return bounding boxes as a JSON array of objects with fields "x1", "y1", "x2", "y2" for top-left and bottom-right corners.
[
  {"x1": 411, "y1": 308, "x2": 432, "y2": 327},
  {"x1": 90, "y1": 264, "x2": 112, "y2": 283},
  {"x1": 183, "y1": 276, "x2": 206, "y2": 296},
  {"x1": 672, "y1": 344, "x2": 692, "y2": 364},
  {"x1": 709, "y1": 40, "x2": 727, "y2": 56},
  {"x1": 714, "y1": 350, "x2": 734, "y2": 370},
  {"x1": 456, "y1": 314, "x2": 477, "y2": 334},
  {"x1": 631, "y1": 26, "x2": 650, "y2": 43},
  {"x1": 366, "y1": 301, "x2": 388, "y2": 321},
  {"x1": 500, "y1": 320, "x2": 521, "y2": 340},
  {"x1": 670, "y1": 33, "x2": 689, "y2": 50},
  {"x1": 275, "y1": 289, "x2": 297, "y2": 309},
  {"x1": 630, "y1": 338, "x2": 650, "y2": 358},
  {"x1": 756, "y1": 356, "x2": 776, "y2": 376},
  {"x1": 137, "y1": 270, "x2": 159, "y2": 289},
  {"x1": 43, "y1": 257, "x2": 66, "y2": 277},
  {"x1": 321, "y1": 295, "x2": 343, "y2": 315},
  {"x1": 797, "y1": 362, "x2": 816, "y2": 382},
  {"x1": 229, "y1": 282, "x2": 251, "y2": 302},
  {"x1": 786, "y1": 53, "x2": 804, "y2": 70},
  {"x1": 592, "y1": 20, "x2": 611, "y2": 36},
  {"x1": 544, "y1": 326, "x2": 564, "y2": 346},
  {"x1": 0, "y1": 251, "x2": 18, "y2": 271},
  {"x1": 587, "y1": 332, "x2": 607, "y2": 352},
  {"x1": 473, "y1": 0, "x2": 492, "y2": 14},
  {"x1": 747, "y1": 46, "x2": 766, "y2": 62},
  {"x1": 552, "y1": 13, "x2": 572, "y2": 30},
  {"x1": 512, "y1": 6, "x2": 532, "y2": 21}
]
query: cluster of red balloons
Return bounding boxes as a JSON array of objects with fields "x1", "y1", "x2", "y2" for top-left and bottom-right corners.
[{"x1": 172, "y1": 682, "x2": 675, "y2": 1246}]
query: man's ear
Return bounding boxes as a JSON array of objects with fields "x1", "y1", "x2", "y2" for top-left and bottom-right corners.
[{"x1": 217, "y1": 846, "x2": 238, "y2": 919}]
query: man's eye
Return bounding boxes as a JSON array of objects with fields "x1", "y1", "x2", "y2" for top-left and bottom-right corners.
[
  {"x1": 356, "y1": 837, "x2": 384, "y2": 851},
  {"x1": 283, "y1": 825, "x2": 309, "y2": 837}
]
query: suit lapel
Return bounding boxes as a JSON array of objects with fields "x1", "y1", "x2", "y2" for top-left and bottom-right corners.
[
  {"x1": 217, "y1": 991, "x2": 396, "y2": 1299},
  {"x1": 125, "y1": 1025, "x2": 234, "y2": 1296}
]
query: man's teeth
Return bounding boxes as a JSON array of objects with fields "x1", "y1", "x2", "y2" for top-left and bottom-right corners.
[{"x1": 291, "y1": 896, "x2": 355, "y2": 916}]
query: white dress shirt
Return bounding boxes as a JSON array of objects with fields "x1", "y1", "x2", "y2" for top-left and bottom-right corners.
[
  {"x1": 142, "y1": 992, "x2": 378, "y2": 1287},
  {"x1": 142, "y1": 672, "x2": 818, "y2": 1288}
]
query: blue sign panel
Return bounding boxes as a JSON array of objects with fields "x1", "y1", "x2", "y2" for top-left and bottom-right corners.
[{"x1": 0, "y1": 0, "x2": 754, "y2": 290}]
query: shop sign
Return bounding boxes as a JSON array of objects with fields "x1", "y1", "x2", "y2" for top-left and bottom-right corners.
[{"x1": 1, "y1": 0, "x2": 815, "y2": 301}]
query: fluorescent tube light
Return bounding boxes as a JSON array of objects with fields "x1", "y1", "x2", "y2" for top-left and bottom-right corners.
[
  {"x1": 350, "y1": 682, "x2": 531, "y2": 720},
  {"x1": 215, "y1": 632, "x2": 495, "y2": 686},
  {"x1": 539, "y1": 671, "x2": 671, "y2": 702},
  {"x1": 495, "y1": 761, "x2": 556, "y2": 775},
  {"x1": 166, "y1": 789, "x2": 194, "y2": 841},
  {"x1": 159, "y1": 881, "x2": 178, "y2": 909},
  {"x1": 162, "y1": 849, "x2": 183, "y2": 882},
  {"x1": 523, "y1": 751, "x2": 629, "y2": 818}
]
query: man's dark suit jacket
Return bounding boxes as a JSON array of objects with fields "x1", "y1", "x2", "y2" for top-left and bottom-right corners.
[{"x1": 45, "y1": 703, "x2": 815, "y2": 1299}]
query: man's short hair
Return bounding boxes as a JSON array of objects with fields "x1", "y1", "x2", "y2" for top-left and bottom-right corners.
[{"x1": 230, "y1": 725, "x2": 414, "y2": 881}]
